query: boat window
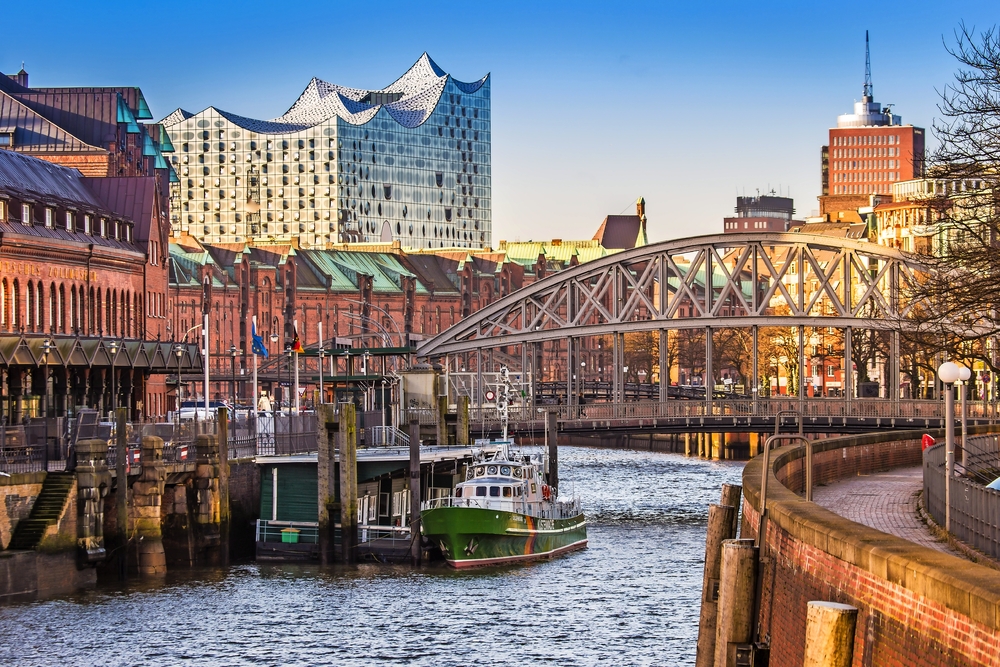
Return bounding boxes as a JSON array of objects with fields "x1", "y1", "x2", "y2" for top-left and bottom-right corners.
[
  {"x1": 475, "y1": 466, "x2": 485, "y2": 476},
  {"x1": 513, "y1": 468, "x2": 522, "y2": 478},
  {"x1": 502, "y1": 487, "x2": 512, "y2": 498},
  {"x1": 476, "y1": 487, "x2": 487, "y2": 497},
  {"x1": 489, "y1": 486, "x2": 500, "y2": 497},
  {"x1": 455, "y1": 487, "x2": 463, "y2": 498},
  {"x1": 500, "y1": 466, "x2": 511, "y2": 476},
  {"x1": 515, "y1": 487, "x2": 522, "y2": 497}
]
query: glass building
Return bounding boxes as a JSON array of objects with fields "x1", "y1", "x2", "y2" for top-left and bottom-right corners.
[{"x1": 161, "y1": 54, "x2": 491, "y2": 250}]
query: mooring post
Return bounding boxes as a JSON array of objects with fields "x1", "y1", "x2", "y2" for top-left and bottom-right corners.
[
  {"x1": 134, "y1": 435, "x2": 166, "y2": 577},
  {"x1": 409, "y1": 418, "x2": 421, "y2": 565},
  {"x1": 714, "y1": 538, "x2": 758, "y2": 667},
  {"x1": 803, "y1": 601, "x2": 858, "y2": 667},
  {"x1": 545, "y1": 410, "x2": 558, "y2": 491},
  {"x1": 337, "y1": 402, "x2": 358, "y2": 564},
  {"x1": 115, "y1": 407, "x2": 128, "y2": 580},
  {"x1": 456, "y1": 395, "x2": 470, "y2": 447},
  {"x1": 217, "y1": 407, "x2": 230, "y2": 565},
  {"x1": 695, "y1": 504, "x2": 737, "y2": 667},
  {"x1": 316, "y1": 404, "x2": 337, "y2": 565},
  {"x1": 720, "y1": 484, "x2": 742, "y2": 537}
]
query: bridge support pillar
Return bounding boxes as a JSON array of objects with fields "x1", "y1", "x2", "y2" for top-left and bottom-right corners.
[
  {"x1": 133, "y1": 435, "x2": 166, "y2": 577},
  {"x1": 192, "y1": 433, "x2": 224, "y2": 565},
  {"x1": 684, "y1": 433, "x2": 692, "y2": 457},
  {"x1": 803, "y1": 601, "x2": 858, "y2": 667},
  {"x1": 714, "y1": 538, "x2": 758, "y2": 667},
  {"x1": 76, "y1": 438, "x2": 111, "y2": 566}
]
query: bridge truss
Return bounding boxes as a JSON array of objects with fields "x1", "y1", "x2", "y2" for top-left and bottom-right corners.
[{"x1": 417, "y1": 233, "x2": 969, "y2": 422}]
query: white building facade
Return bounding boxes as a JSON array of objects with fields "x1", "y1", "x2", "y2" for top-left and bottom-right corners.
[{"x1": 162, "y1": 54, "x2": 491, "y2": 250}]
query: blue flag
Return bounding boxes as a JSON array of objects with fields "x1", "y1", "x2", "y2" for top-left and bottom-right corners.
[{"x1": 251, "y1": 319, "x2": 268, "y2": 358}]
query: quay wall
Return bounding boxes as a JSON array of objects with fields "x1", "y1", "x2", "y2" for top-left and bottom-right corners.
[
  {"x1": 0, "y1": 472, "x2": 44, "y2": 550},
  {"x1": 743, "y1": 426, "x2": 1000, "y2": 667},
  {"x1": 228, "y1": 459, "x2": 260, "y2": 560}
]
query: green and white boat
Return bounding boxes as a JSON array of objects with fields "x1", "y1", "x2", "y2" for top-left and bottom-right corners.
[
  {"x1": 420, "y1": 367, "x2": 587, "y2": 568},
  {"x1": 421, "y1": 442, "x2": 587, "y2": 568}
]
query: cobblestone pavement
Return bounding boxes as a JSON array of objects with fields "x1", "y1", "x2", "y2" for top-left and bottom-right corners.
[{"x1": 812, "y1": 466, "x2": 964, "y2": 558}]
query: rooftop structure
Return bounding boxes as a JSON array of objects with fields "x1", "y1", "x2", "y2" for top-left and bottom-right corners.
[
  {"x1": 162, "y1": 54, "x2": 491, "y2": 250},
  {"x1": 723, "y1": 193, "x2": 799, "y2": 233}
]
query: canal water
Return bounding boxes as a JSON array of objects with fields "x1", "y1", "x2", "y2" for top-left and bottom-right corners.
[{"x1": 0, "y1": 447, "x2": 743, "y2": 667}]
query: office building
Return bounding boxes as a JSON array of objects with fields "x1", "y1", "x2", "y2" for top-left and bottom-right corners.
[{"x1": 723, "y1": 193, "x2": 798, "y2": 233}]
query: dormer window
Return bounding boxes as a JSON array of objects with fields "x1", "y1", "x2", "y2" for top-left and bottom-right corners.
[
  {"x1": 99, "y1": 218, "x2": 107, "y2": 237},
  {"x1": 65, "y1": 211, "x2": 74, "y2": 232},
  {"x1": 22, "y1": 203, "x2": 31, "y2": 225},
  {"x1": 0, "y1": 132, "x2": 12, "y2": 148},
  {"x1": 44, "y1": 208, "x2": 53, "y2": 228},
  {"x1": 84, "y1": 215, "x2": 92, "y2": 234}
]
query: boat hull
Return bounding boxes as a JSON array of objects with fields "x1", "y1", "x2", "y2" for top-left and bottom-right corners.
[{"x1": 421, "y1": 506, "x2": 587, "y2": 568}]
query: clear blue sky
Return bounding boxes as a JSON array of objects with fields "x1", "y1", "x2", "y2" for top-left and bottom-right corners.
[{"x1": 1, "y1": 1, "x2": 990, "y2": 244}]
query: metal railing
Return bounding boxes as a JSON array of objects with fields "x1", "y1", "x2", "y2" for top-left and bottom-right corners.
[
  {"x1": 924, "y1": 442, "x2": 1000, "y2": 560},
  {"x1": 255, "y1": 519, "x2": 320, "y2": 544},
  {"x1": 366, "y1": 425, "x2": 410, "y2": 448}
]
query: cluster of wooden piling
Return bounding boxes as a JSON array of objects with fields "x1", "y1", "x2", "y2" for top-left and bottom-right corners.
[{"x1": 695, "y1": 483, "x2": 858, "y2": 667}]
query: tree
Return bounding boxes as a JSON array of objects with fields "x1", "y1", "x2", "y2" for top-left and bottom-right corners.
[{"x1": 901, "y1": 25, "x2": 1000, "y2": 376}]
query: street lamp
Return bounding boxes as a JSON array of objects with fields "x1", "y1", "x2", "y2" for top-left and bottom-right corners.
[
  {"x1": 938, "y1": 361, "x2": 961, "y2": 532},
  {"x1": 108, "y1": 340, "x2": 119, "y2": 416},
  {"x1": 41, "y1": 338, "x2": 53, "y2": 418},
  {"x1": 284, "y1": 345, "x2": 292, "y2": 413},
  {"x1": 959, "y1": 364, "x2": 971, "y2": 469}
]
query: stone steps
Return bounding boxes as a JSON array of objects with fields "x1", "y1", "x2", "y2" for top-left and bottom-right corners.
[{"x1": 8, "y1": 473, "x2": 75, "y2": 551}]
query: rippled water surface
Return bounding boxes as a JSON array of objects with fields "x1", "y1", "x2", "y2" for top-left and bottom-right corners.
[{"x1": 0, "y1": 447, "x2": 743, "y2": 667}]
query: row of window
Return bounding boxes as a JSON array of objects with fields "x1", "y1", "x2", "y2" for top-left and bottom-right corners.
[
  {"x1": 833, "y1": 160, "x2": 899, "y2": 171},
  {"x1": 832, "y1": 134, "x2": 901, "y2": 146},
  {"x1": 0, "y1": 200, "x2": 134, "y2": 242},
  {"x1": 0, "y1": 278, "x2": 141, "y2": 338}
]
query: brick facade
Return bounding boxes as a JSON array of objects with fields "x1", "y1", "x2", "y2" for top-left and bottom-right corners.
[{"x1": 743, "y1": 432, "x2": 1000, "y2": 667}]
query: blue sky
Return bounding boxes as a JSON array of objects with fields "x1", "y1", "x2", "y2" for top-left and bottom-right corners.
[{"x1": 1, "y1": 1, "x2": 990, "y2": 244}]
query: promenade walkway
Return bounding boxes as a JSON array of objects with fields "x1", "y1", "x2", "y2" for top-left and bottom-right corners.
[{"x1": 811, "y1": 466, "x2": 964, "y2": 558}]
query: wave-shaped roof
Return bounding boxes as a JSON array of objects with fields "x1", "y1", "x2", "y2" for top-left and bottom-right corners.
[{"x1": 162, "y1": 54, "x2": 487, "y2": 134}]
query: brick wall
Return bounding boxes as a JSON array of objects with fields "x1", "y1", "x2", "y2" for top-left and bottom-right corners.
[
  {"x1": 0, "y1": 472, "x2": 45, "y2": 550},
  {"x1": 228, "y1": 459, "x2": 260, "y2": 560},
  {"x1": 743, "y1": 428, "x2": 1000, "y2": 667}
]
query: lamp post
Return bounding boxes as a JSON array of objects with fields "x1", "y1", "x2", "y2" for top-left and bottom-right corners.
[
  {"x1": 41, "y1": 338, "x2": 52, "y2": 419},
  {"x1": 108, "y1": 340, "x2": 119, "y2": 417},
  {"x1": 959, "y1": 364, "x2": 971, "y2": 470},
  {"x1": 174, "y1": 344, "x2": 184, "y2": 423},
  {"x1": 284, "y1": 346, "x2": 292, "y2": 413},
  {"x1": 938, "y1": 361, "x2": 960, "y2": 532},
  {"x1": 269, "y1": 330, "x2": 279, "y2": 409},
  {"x1": 229, "y1": 344, "x2": 241, "y2": 408}
]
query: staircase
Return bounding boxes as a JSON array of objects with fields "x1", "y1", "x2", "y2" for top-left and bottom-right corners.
[{"x1": 8, "y1": 472, "x2": 75, "y2": 550}]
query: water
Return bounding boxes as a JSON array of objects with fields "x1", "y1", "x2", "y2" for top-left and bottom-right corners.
[{"x1": 0, "y1": 447, "x2": 743, "y2": 667}]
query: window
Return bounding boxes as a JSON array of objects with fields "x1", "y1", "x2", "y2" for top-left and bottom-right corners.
[
  {"x1": 84, "y1": 215, "x2": 92, "y2": 234},
  {"x1": 22, "y1": 203, "x2": 31, "y2": 225},
  {"x1": 489, "y1": 486, "x2": 500, "y2": 497},
  {"x1": 65, "y1": 211, "x2": 74, "y2": 231},
  {"x1": 827, "y1": 365, "x2": 835, "y2": 378},
  {"x1": 475, "y1": 487, "x2": 486, "y2": 497},
  {"x1": 45, "y1": 208, "x2": 53, "y2": 228}
]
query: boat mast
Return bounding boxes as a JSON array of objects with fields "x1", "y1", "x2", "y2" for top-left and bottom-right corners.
[{"x1": 497, "y1": 365, "x2": 512, "y2": 441}]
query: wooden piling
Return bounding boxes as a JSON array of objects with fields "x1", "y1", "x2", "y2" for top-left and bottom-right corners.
[
  {"x1": 714, "y1": 538, "x2": 758, "y2": 667},
  {"x1": 409, "y1": 418, "x2": 422, "y2": 565},
  {"x1": 337, "y1": 402, "x2": 358, "y2": 564},
  {"x1": 316, "y1": 404, "x2": 337, "y2": 565},
  {"x1": 803, "y1": 601, "x2": 858, "y2": 667},
  {"x1": 217, "y1": 407, "x2": 230, "y2": 566},
  {"x1": 546, "y1": 410, "x2": 559, "y2": 491},
  {"x1": 720, "y1": 484, "x2": 742, "y2": 538},
  {"x1": 695, "y1": 504, "x2": 737, "y2": 667}
]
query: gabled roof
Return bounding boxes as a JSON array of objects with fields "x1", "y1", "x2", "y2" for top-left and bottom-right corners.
[
  {"x1": 0, "y1": 89, "x2": 103, "y2": 154},
  {"x1": 82, "y1": 176, "x2": 159, "y2": 241},
  {"x1": 592, "y1": 214, "x2": 646, "y2": 250}
]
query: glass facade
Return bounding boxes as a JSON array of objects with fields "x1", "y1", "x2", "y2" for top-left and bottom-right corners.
[{"x1": 162, "y1": 55, "x2": 491, "y2": 250}]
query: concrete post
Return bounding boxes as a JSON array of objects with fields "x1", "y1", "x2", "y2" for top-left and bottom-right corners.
[
  {"x1": 409, "y1": 418, "x2": 421, "y2": 565},
  {"x1": 337, "y1": 402, "x2": 358, "y2": 564},
  {"x1": 545, "y1": 410, "x2": 558, "y2": 491},
  {"x1": 133, "y1": 435, "x2": 166, "y2": 576},
  {"x1": 720, "y1": 484, "x2": 742, "y2": 537},
  {"x1": 803, "y1": 601, "x2": 858, "y2": 667},
  {"x1": 75, "y1": 438, "x2": 111, "y2": 565},
  {"x1": 316, "y1": 403, "x2": 338, "y2": 565},
  {"x1": 695, "y1": 504, "x2": 737, "y2": 667},
  {"x1": 456, "y1": 395, "x2": 470, "y2": 447},
  {"x1": 714, "y1": 539, "x2": 758, "y2": 667}
]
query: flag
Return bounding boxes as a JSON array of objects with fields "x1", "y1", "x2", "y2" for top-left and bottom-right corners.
[
  {"x1": 251, "y1": 317, "x2": 268, "y2": 358},
  {"x1": 291, "y1": 321, "x2": 305, "y2": 354}
]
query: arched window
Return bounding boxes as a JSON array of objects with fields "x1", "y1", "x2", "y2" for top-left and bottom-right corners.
[
  {"x1": 0, "y1": 279, "x2": 7, "y2": 330},
  {"x1": 49, "y1": 284, "x2": 56, "y2": 332},
  {"x1": 58, "y1": 284, "x2": 65, "y2": 333},
  {"x1": 89, "y1": 287, "x2": 96, "y2": 334},
  {"x1": 110, "y1": 290, "x2": 116, "y2": 336},
  {"x1": 12, "y1": 280, "x2": 20, "y2": 330},
  {"x1": 25, "y1": 281, "x2": 34, "y2": 330}
]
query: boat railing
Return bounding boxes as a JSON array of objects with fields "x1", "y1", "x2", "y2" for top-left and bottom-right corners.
[{"x1": 421, "y1": 496, "x2": 583, "y2": 519}]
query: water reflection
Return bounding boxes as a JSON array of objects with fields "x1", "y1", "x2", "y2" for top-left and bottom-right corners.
[{"x1": 0, "y1": 447, "x2": 743, "y2": 667}]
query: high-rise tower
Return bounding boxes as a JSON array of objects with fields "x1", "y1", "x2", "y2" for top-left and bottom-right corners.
[{"x1": 819, "y1": 33, "x2": 925, "y2": 219}]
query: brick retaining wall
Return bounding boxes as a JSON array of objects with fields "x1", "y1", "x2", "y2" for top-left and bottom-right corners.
[
  {"x1": 743, "y1": 427, "x2": 1000, "y2": 666},
  {"x1": 0, "y1": 472, "x2": 45, "y2": 550}
]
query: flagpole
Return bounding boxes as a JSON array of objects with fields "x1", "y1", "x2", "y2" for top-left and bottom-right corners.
[
  {"x1": 318, "y1": 321, "x2": 324, "y2": 406},
  {"x1": 293, "y1": 319, "x2": 300, "y2": 414},
  {"x1": 252, "y1": 315, "x2": 259, "y2": 417}
]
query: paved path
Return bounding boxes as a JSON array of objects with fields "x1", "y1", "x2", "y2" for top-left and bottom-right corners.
[{"x1": 812, "y1": 466, "x2": 964, "y2": 558}]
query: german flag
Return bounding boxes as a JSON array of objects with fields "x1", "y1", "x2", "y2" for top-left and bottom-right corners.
[{"x1": 291, "y1": 321, "x2": 305, "y2": 354}]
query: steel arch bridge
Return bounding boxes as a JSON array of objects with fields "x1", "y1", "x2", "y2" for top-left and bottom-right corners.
[{"x1": 412, "y1": 233, "x2": 971, "y2": 434}]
